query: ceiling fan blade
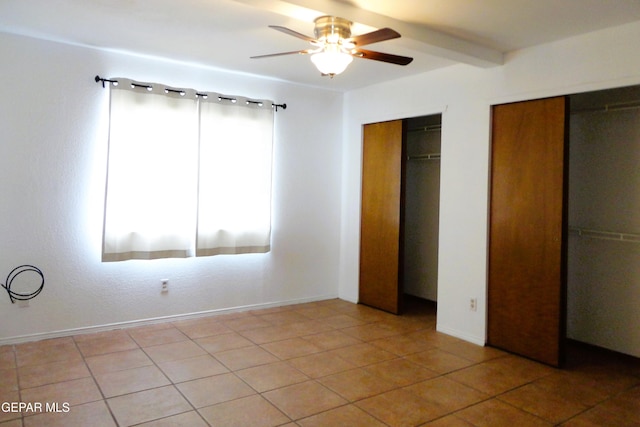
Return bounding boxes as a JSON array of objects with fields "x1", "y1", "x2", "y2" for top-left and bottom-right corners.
[
  {"x1": 251, "y1": 49, "x2": 313, "y2": 59},
  {"x1": 269, "y1": 25, "x2": 317, "y2": 43},
  {"x1": 352, "y1": 48, "x2": 413, "y2": 66},
  {"x1": 349, "y1": 28, "x2": 401, "y2": 47}
]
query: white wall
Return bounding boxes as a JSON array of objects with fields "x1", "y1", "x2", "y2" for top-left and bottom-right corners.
[
  {"x1": 0, "y1": 32, "x2": 344, "y2": 343},
  {"x1": 340, "y1": 20, "x2": 640, "y2": 350}
]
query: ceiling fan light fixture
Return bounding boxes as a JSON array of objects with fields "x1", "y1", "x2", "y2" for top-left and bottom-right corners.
[{"x1": 310, "y1": 47, "x2": 353, "y2": 76}]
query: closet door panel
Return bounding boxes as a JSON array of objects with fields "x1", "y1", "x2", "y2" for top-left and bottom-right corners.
[
  {"x1": 359, "y1": 120, "x2": 404, "y2": 314},
  {"x1": 488, "y1": 96, "x2": 568, "y2": 367}
]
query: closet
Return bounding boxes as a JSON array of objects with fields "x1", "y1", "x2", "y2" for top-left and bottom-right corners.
[
  {"x1": 403, "y1": 116, "x2": 441, "y2": 303},
  {"x1": 359, "y1": 114, "x2": 441, "y2": 314},
  {"x1": 487, "y1": 86, "x2": 640, "y2": 364},
  {"x1": 567, "y1": 85, "x2": 640, "y2": 358}
]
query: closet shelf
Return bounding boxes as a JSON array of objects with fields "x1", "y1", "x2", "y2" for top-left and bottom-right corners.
[{"x1": 569, "y1": 226, "x2": 640, "y2": 243}]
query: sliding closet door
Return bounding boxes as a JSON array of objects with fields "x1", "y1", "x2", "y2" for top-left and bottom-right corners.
[
  {"x1": 488, "y1": 96, "x2": 568, "y2": 367},
  {"x1": 359, "y1": 120, "x2": 405, "y2": 314}
]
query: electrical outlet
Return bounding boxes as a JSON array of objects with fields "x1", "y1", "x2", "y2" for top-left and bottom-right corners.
[
  {"x1": 469, "y1": 297, "x2": 477, "y2": 312},
  {"x1": 161, "y1": 279, "x2": 169, "y2": 293}
]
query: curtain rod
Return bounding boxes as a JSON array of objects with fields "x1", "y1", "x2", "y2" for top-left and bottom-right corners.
[{"x1": 95, "y1": 75, "x2": 287, "y2": 112}]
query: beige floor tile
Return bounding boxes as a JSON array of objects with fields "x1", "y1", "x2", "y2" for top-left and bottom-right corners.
[
  {"x1": 445, "y1": 363, "x2": 522, "y2": 396},
  {"x1": 22, "y1": 400, "x2": 116, "y2": 427},
  {"x1": 248, "y1": 306, "x2": 290, "y2": 315},
  {"x1": 0, "y1": 390, "x2": 22, "y2": 423},
  {"x1": 340, "y1": 323, "x2": 399, "y2": 342},
  {"x1": 176, "y1": 373, "x2": 255, "y2": 408},
  {"x1": 499, "y1": 382, "x2": 590, "y2": 424},
  {"x1": 300, "y1": 330, "x2": 363, "y2": 350},
  {"x1": 172, "y1": 318, "x2": 232, "y2": 339},
  {"x1": 320, "y1": 314, "x2": 367, "y2": 329},
  {"x1": 18, "y1": 359, "x2": 90, "y2": 389},
  {"x1": 263, "y1": 380, "x2": 347, "y2": 420},
  {"x1": 293, "y1": 305, "x2": 341, "y2": 320},
  {"x1": 0, "y1": 368, "x2": 18, "y2": 392},
  {"x1": 85, "y1": 348, "x2": 153, "y2": 375},
  {"x1": 235, "y1": 361, "x2": 309, "y2": 392},
  {"x1": 158, "y1": 354, "x2": 229, "y2": 383},
  {"x1": 319, "y1": 367, "x2": 398, "y2": 401},
  {"x1": 594, "y1": 385, "x2": 640, "y2": 423},
  {"x1": 239, "y1": 325, "x2": 301, "y2": 344},
  {"x1": 128, "y1": 326, "x2": 189, "y2": 347},
  {"x1": 195, "y1": 332, "x2": 254, "y2": 353},
  {"x1": 15, "y1": 338, "x2": 83, "y2": 368},
  {"x1": 363, "y1": 358, "x2": 439, "y2": 386},
  {"x1": 568, "y1": 364, "x2": 640, "y2": 396},
  {"x1": 107, "y1": 385, "x2": 192, "y2": 426},
  {"x1": 6, "y1": 299, "x2": 639, "y2": 427},
  {"x1": 74, "y1": 330, "x2": 139, "y2": 357},
  {"x1": 257, "y1": 311, "x2": 310, "y2": 326},
  {"x1": 261, "y1": 337, "x2": 322, "y2": 359},
  {"x1": 405, "y1": 329, "x2": 466, "y2": 348},
  {"x1": 0, "y1": 347, "x2": 16, "y2": 368},
  {"x1": 214, "y1": 346, "x2": 280, "y2": 371},
  {"x1": 356, "y1": 388, "x2": 444, "y2": 426},
  {"x1": 424, "y1": 414, "x2": 476, "y2": 426},
  {"x1": 560, "y1": 405, "x2": 640, "y2": 427},
  {"x1": 297, "y1": 404, "x2": 387, "y2": 427},
  {"x1": 288, "y1": 351, "x2": 357, "y2": 378},
  {"x1": 21, "y1": 377, "x2": 102, "y2": 409},
  {"x1": 438, "y1": 340, "x2": 508, "y2": 363},
  {"x1": 94, "y1": 365, "x2": 170, "y2": 397},
  {"x1": 454, "y1": 399, "x2": 553, "y2": 427},
  {"x1": 405, "y1": 348, "x2": 477, "y2": 375},
  {"x1": 143, "y1": 340, "x2": 207, "y2": 363},
  {"x1": 285, "y1": 320, "x2": 335, "y2": 337},
  {"x1": 199, "y1": 394, "x2": 290, "y2": 427},
  {"x1": 136, "y1": 410, "x2": 209, "y2": 426},
  {"x1": 446, "y1": 355, "x2": 554, "y2": 396},
  {"x1": 370, "y1": 333, "x2": 437, "y2": 356},
  {"x1": 529, "y1": 371, "x2": 609, "y2": 407},
  {"x1": 405, "y1": 377, "x2": 489, "y2": 413},
  {"x1": 222, "y1": 315, "x2": 272, "y2": 331},
  {"x1": 327, "y1": 343, "x2": 396, "y2": 367},
  {"x1": 488, "y1": 355, "x2": 555, "y2": 380}
]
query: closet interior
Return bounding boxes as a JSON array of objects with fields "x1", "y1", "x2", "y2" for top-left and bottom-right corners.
[
  {"x1": 403, "y1": 114, "x2": 442, "y2": 307},
  {"x1": 567, "y1": 85, "x2": 640, "y2": 358}
]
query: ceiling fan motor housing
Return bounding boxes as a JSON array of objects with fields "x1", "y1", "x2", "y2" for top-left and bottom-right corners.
[{"x1": 314, "y1": 16, "x2": 352, "y2": 42}]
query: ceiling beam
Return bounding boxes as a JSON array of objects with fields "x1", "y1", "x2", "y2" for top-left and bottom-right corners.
[{"x1": 232, "y1": 0, "x2": 503, "y2": 67}]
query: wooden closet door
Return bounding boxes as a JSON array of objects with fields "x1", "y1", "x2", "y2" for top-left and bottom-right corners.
[
  {"x1": 359, "y1": 120, "x2": 405, "y2": 314},
  {"x1": 488, "y1": 97, "x2": 568, "y2": 367}
]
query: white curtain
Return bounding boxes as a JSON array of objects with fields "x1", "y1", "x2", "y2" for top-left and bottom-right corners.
[
  {"x1": 102, "y1": 81, "x2": 274, "y2": 261},
  {"x1": 197, "y1": 101, "x2": 273, "y2": 256}
]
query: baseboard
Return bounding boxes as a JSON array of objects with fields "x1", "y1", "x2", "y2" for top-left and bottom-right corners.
[
  {"x1": 0, "y1": 293, "x2": 339, "y2": 345},
  {"x1": 436, "y1": 324, "x2": 486, "y2": 346}
]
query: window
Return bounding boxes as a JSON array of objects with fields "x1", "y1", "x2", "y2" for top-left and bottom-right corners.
[{"x1": 102, "y1": 79, "x2": 274, "y2": 261}]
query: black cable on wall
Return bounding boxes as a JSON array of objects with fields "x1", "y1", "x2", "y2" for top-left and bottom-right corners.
[{"x1": 1, "y1": 265, "x2": 44, "y2": 303}]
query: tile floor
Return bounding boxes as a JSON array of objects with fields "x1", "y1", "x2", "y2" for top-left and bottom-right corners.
[{"x1": 1, "y1": 298, "x2": 638, "y2": 426}]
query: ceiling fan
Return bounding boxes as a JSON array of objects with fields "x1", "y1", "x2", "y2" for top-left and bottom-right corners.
[{"x1": 251, "y1": 16, "x2": 413, "y2": 77}]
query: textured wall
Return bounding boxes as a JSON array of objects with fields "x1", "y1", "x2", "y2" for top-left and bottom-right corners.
[{"x1": 0, "y1": 33, "x2": 344, "y2": 342}]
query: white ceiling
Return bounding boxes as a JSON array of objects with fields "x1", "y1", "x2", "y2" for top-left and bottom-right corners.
[{"x1": 2, "y1": 0, "x2": 640, "y2": 91}]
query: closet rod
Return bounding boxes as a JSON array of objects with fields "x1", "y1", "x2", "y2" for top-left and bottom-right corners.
[
  {"x1": 569, "y1": 226, "x2": 640, "y2": 243},
  {"x1": 407, "y1": 153, "x2": 441, "y2": 160},
  {"x1": 407, "y1": 125, "x2": 442, "y2": 133},
  {"x1": 571, "y1": 99, "x2": 640, "y2": 114}
]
